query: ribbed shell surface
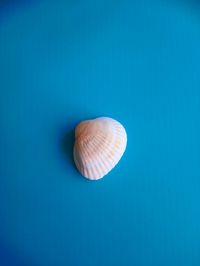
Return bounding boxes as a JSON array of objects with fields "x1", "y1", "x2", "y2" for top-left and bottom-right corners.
[{"x1": 73, "y1": 117, "x2": 127, "y2": 180}]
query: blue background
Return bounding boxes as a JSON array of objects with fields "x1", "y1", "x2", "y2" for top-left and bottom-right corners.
[{"x1": 0, "y1": 0, "x2": 200, "y2": 265}]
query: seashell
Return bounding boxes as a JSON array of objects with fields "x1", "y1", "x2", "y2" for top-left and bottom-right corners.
[{"x1": 73, "y1": 117, "x2": 127, "y2": 180}]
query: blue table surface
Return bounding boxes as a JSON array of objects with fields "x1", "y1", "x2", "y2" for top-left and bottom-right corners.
[{"x1": 0, "y1": 1, "x2": 200, "y2": 265}]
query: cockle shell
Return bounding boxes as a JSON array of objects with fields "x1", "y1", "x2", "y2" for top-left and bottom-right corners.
[{"x1": 73, "y1": 117, "x2": 127, "y2": 180}]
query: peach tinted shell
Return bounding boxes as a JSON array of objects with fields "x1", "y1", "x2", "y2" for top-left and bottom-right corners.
[{"x1": 73, "y1": 117, "x2": 127, "y2": 180}]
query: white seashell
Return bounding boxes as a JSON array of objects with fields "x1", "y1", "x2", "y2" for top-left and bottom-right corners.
[{"x1": 73, "y1": 117, "x2": 127, "y2": 180}]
